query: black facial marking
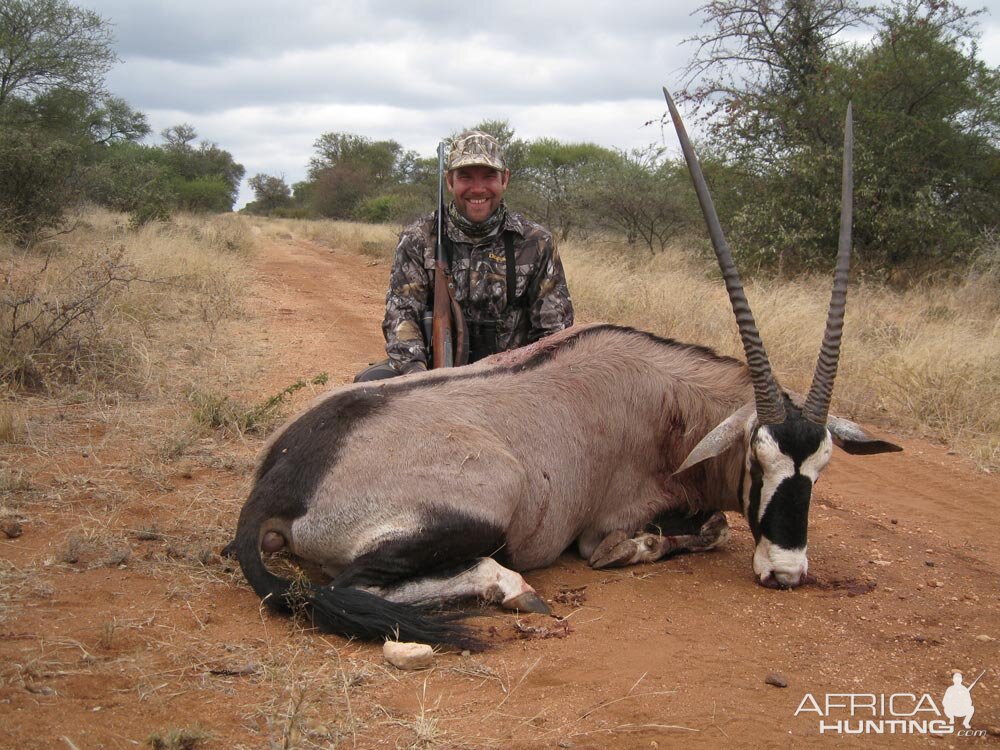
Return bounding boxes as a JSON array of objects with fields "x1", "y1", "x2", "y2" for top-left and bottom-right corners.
[
  {"x1": 759, "y1": 474, "x2": 812, "y2": 549},
  {"x1": 332, "y1": 509, "x2": 510, "y2": 589},
  {"x1": 751, "y1": 405, "x2": 828, "y2": 549},
  {"x1": 767, "y1": 412, "x2": 828, "y2": 466},
  {"x1": 747, "y1": 457, "x2": 764, "y2": 541}
]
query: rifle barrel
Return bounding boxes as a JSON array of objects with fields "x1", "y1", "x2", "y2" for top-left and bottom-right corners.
[
  {"x1": 968, "y1": 670, "x2": 986, "y2": 691},
  {"x1": 437, "y1": 142, "x2": 445, "y2": 264}
]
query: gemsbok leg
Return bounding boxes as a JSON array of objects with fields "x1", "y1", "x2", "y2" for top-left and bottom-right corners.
[
  {"x1": 355, "y1": 557, "x2": 551, "y2": 614},
  {"x1": 588, "y1": 511, "x2": 730, "y2": 569}
]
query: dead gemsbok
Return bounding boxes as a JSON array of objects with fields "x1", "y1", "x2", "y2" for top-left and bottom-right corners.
[{"x1": 231, "y1": 89, "x2": 901, "y2": 648}]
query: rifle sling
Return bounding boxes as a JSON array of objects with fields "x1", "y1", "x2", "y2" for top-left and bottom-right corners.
[{"x1": 504, "y1": 230, "x2": 516, "y2": 308}]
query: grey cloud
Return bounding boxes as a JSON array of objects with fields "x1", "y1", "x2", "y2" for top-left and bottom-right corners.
[
  {"x1": 105, "y1": 30, "x2": 692, "y2": 114},
  {"x1": 86, "y1": 0, "x2": 706, "y2": 64}
]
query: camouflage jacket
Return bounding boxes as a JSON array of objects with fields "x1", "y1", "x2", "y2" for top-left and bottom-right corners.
[{"x1": 382, "y1": 210, "x2": 574, "y2": 370}]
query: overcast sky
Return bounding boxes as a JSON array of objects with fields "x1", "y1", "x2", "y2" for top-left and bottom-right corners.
[{"x1": 81, "y1": 0, "x2": 1000, "y2": 208}]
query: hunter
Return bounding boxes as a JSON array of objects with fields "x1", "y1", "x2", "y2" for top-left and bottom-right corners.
[{"x1": 355, "y1": 130, "x2": 574, "y2": 381}]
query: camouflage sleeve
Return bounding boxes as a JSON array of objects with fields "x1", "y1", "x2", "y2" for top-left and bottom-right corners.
[
  {"x1": 526, "y1": 234, "x2": 574, "y2": 342},
  {"x1": 382, "y1": 226, "x2": 431, "y2": 371}
]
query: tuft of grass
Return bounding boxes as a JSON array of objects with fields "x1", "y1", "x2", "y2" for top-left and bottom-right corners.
[
  {"x1": 0, "y1": 402, "x2": 23, "y2": 443},
  {"x1": 188, "y1": 373, "x2": 328, "y2": 436},
  {"x1": 252, "y1": 645, "x2": 364, "y2": 750},
  {"x1": 383, "y1": 679, "x2": 445, "y2": 749},
  {"x1": 146, "y1": 726, "x2": 211, "y2": 750},
  {"x1": 0, "y1": 466, "x2": 31, "y2": 494},
  {"x1": 0, "y1": 560, "x2": 53, "y2": 624}
]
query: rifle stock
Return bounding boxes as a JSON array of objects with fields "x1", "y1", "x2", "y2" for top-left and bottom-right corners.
[
  {"x1": 431, "y1": 260, "x2": 454, "y2": 368},
  {"x1": 430, "y1": 141, "x2": 469, "y2": 368}
]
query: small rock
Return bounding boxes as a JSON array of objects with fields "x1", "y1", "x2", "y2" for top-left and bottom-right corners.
[
  {"x1": 1, "y1": 519, "x2": 23, "y2": 539},
  {"x1": 209, "y1": 661, "x2": 259, "y2": 676},
  {"x1": 383, "y1": 640, "x2": 433, "y2": 670},
  {"x1": 871, "y1": 559, "x2": 892, "y2": 566},
  {"x1": 765, "y1": 672, "x2": 788, "y2": 688},
  {"x1": 558, "y1": 741, "x2": 574, "y2": 749},
  {"x1": 975, "y1": 634, "x2": 995, "y2": 643},
  {"x1": 890, "y1": 518, "x2": 898, "y2": 524},
  {"x1": 925, "y1": 560, "x2": 935, "y2": 567}
]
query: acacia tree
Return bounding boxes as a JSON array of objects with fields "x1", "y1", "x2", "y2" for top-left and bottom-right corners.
[
  {"x1": 849, "y1": 1, "x2": 1000, "y2": 272},
  {"x1": 518, "y1": 139, "x2": 619, "y2": 241},
  {"x1": 305, "y1": 132, "x2": 416, "y2": 218},
  {"x1": 0, "y1": 0, "x2": 115, "y2": 106},
  {"x1": 0, "y1": 0, "x2": 133, "y2": 243},
  {"x1": 156, "y1": 125, "x2": 245, "y2": 212},
  {"x1": 681, "y1": 0, "x2": 1000, "y2": 276},
  {"x1": 247, "y1": 173, "x2": 292, "y2": 214},
  {"x1": 683, "y1": 0, "x2": 874, "y2": 166},
  {"x1": 578, "y1": 146, "x2": 694, "y2": 253}
]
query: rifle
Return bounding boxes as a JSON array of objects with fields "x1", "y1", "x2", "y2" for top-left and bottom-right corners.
[
  {"x1": 429, "y1": 141, "x2": 467, "y2": 369},
  {"x1": 968, "y1": 670, "x2": 986, "y2": 691}
]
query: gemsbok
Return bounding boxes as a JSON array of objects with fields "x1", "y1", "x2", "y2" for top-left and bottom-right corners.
[{"x1": 231, "y1": 88, "x2": 901, "y2": 647}]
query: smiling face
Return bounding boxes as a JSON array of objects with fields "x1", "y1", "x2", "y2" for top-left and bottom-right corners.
[
  {"x1": 742, "y1": 413, "x2": 833, "y2": 588},
  {"x1": 446, "y1": 165, "x2": 510, "y2": 224}
]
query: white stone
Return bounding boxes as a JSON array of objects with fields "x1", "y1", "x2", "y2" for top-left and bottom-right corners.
[{"x1": 383, "y1": 641, "x2": 434, "y2": 670}]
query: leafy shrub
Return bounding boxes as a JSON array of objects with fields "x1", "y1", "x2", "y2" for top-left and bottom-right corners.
[
  {"x1": 0, "y1": 127, "x2": 83, "y2": 245},
  {"x1": 170, "y1": 176, "x2": 234, "y2": 213}
]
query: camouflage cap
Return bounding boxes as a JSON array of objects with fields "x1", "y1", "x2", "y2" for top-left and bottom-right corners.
[{"x1": 447, "y1": 130, "x2": 506, "y2": 171}]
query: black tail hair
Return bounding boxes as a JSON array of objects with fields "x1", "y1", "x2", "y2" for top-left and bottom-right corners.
[{"x1": 234, "y1": 498, "x2": 482, "y2": 650}]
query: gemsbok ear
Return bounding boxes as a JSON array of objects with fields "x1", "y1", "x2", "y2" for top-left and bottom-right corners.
[
  {"x1": 826, "y1": 415, "x2": 903, "y2": 455},
  {"x1": 674, "y1": 402, "x2": 757, "y2": 474}
]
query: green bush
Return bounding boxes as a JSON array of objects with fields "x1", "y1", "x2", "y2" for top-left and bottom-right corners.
[
  {"x1": 170, "y1": 176, "x2": 233, "y2": 213},
  {"x1": 271, "y1": 206, "x2": 311, "y2": 219},
  {"x1": 356, "y1": 195, "x2": 395, "y2": 223},
  {"x1": 0, "y1": 127, "x2": 83, "y2": 245}
]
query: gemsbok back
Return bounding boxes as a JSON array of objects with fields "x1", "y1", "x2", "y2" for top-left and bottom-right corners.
[{"x1": 231, "y1": 89, "x2": 902, "y2": 648}]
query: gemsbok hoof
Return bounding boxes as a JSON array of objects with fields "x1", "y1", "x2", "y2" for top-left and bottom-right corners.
[
  {"x1": 588, "y1": 529, "x2": 631, "y2": 568},
  {"x1": 503, "y1": 591, "x2": 552, "y2": 615}
]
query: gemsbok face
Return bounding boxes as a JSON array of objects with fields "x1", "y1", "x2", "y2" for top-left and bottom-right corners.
[
  {"x1": 744, "y1": 403, "x2": 831, "y2": 587},
  {"x1": 664, "y1": 89, "x2": 894, "y2": 588}
]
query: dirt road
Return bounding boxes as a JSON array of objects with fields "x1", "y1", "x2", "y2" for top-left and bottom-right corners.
[{"x1": 2, "y1": 234, "x2": 998, "y2": 749}]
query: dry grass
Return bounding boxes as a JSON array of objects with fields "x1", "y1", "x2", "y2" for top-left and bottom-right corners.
[
  {"x1": 0, "y1": 400, "x2": 23, "y2": 443},
  {"x1": 0, "y1": 207, "x2": 256, "y2": 391},
  {"x1": 255, "y1": 216, "x2": 400, "y2": 260},
  {"x1": 146, "y1": 726, "x2": 212, "y2": 750},
  {"x1": 0, "y1": 559, "x2": 53, "y2": 624},
  {"x1": 562, "y1": 235, "x2": 1000, "y2": 469}
]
